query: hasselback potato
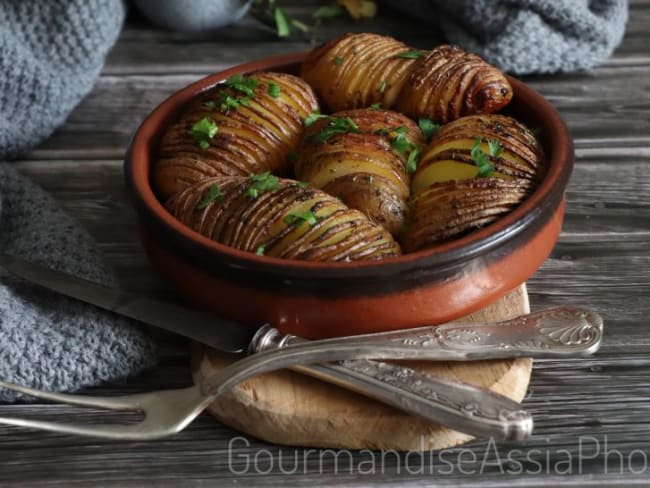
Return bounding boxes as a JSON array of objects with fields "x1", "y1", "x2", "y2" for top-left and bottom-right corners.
[
  {"x1": 294, "y1": 108, "x2": 423, "y2": 235},
  {"x1": 154, "y1": 72, "x2": 319, "y2": 200},
  {"x1": 301, "y1": 33, "x2": 419, "y2": 111},
  {"x1": 301, "y1": 34, "x2": 511, "y2": 123},
  {"x1": 404, "y1": 114, "x2": 545, "y2": 251},
  {"x1": 166, "y1": 174, "x2": 401, "y2": 261},
  {"x1": 396, "y1": 45, "x2": 512, "y2": 123}
]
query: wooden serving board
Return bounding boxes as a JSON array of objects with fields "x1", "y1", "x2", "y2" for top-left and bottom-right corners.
[{"x1": 191, "y1": 284, "x2": 532, "y2": 451}]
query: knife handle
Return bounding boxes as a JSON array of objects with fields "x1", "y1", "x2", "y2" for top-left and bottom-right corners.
[
  {"x1": 289, "y1": 360, "x2": 532, "y2": 441},
  {"x1": 251, "y1": 306, "x2": 603, "y2": 361}
]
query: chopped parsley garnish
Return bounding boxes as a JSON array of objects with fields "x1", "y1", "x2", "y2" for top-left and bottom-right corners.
[
  {"x1": 274, "y1": 6, "x2": 292, "y2": 37},
  {"x1": 303, "y1": 111, "x2": 326, "y2": 127},
  {"x1": 369, "y1": 102, "x2": 382, "y2": 110},
  {"x1": 470, "y1": 137, "x2": 495, "y2": 178},
  {"x1": 246, "y1": 171, "x2": 280, "y2": 198},
  {"x1": 309, "y1": 116, "x2": 361, "y2": 143},
  {"x1": 375, "y1": 126, "x2": 421, "y2": 174},
  {"x1": 418, "y1": 117, "x2": 440, "y2": 142},
  {"x1": 196, "y1": 184, "x2": 223, "y2": 209},
  {"x1": 189, "y1": 117, "x2": 218, "y2": 149},
  {"x1": 255, "y1": 244, "x2": 266, "y2": 255},
  {"x1": 379, "y1": 80, "x2": 387, "y2": 94},
  {"x1": 313, "y1": 4, "x2": 344, "y2": 19},
  {"x1": 394, "y1": 49, "x2": 426, "y2": 59},
  {"x1": 333, "y1": 56, "x2": 344, "y2": 65},
  {"x1": 267, "y1": 81, "x2": 281, "y2": 98},
  {"x1": 405, "y1": 146, "x2": 421, "y2": 174},
  {"x1": 487, "y1": 139, "x2": 504, "y2": 158},
  {"x1": 225, "y1": 74, "x2": 259, "y2": 97},
  {"x1": 219, "y1": 93, "x2": 245, "y2": 112},
  {"x1": 284, "y1": 210, "x2": 318, "y2": 227}
]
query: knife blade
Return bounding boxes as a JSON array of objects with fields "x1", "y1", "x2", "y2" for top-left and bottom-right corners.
[{"x1": 0, "y1": 253, "x2": 254, "y2": 354}]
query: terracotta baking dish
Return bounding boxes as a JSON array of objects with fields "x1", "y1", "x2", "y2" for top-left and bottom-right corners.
[{"x1": 124, "y1": 51, "x2": 573, "y2": 339}]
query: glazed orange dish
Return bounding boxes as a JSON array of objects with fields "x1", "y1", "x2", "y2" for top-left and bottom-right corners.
[{"x1": 154, "y1": 33, "x2": 546, "y2": 262}]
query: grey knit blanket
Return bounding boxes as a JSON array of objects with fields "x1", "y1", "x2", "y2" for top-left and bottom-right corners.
[
  {"x1": 379, "y1": 0, "x2": 628, "y2": 74},
  {"x1": 0, "y1": 0, "x2": 156, "y2": 402}
]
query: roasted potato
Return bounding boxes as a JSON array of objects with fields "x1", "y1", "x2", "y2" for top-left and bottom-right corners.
[
  {"x1": 403, "y1": 178, "x2": 531, "y2": 252},
  {"x1": 404, "y1": 114, "x2": 545, "y2": 251},
  {"x1": 396, "y1": 45, "x2": 512, "y2": 123},
  {"x1": 294, "y1": 108, "x2": 424, "y2": 235},
  {"x1": 166, "y1": 174, "x2": 401, "y2": 261},
  {"x1": 301, "y1": 33, "x2": 418, "y2": 112},
  {"x1": 154, "y1": 72, "x2": 319, "y2": 200},
  {"x1": 411, "y1": 114, "x2": 545, "y2": 195}
]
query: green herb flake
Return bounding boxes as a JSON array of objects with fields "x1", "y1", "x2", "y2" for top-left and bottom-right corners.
[
  {"x1": 246, "y1": 171, "x2": 281, "y2": 198},
  {"x1": 379, "y1": 80, "x2": 387, "y2": 94},
  {"x1": 225, "y1": 74, "x2": 259, "y2": 97},
  {"x1": 418, "y1": 117, "x2": 440, "y2": 142},
  {"x1": 333, "y1": 56, "x2": 344, "y2": 65},
  {"x1": 267, "y1": 81, "x2": 281, "y2": 98},
  {"x1": 391, "y1": 132, "x2": 411, "y2": 154},
  {"x1": 470, "y1": 137, "x2": 495, "y2": 178},
  {"x1": 203, "y1": 101, "x2": 217, "y2": 110},
  {"x1": 189, "y1": 117, "x2": 218, "y2": 149},
  {"x1": 369, "y1": 102, "x2": 382, "y2": 110},
  {"x1": 303, "y1": 111, "x2": 325, "y2": 127},
  {"x1": 394, "y1": 49, "x2": 426, "y2": 59},
  {"x1": 405, "y1": 146, "x2": 421, "y2": 174},
  {"x1": 487, "y1": 139, "x2": 504, "y2": 158},
  {"x1": 310, "y1": 116, "x2": 361, "y2": 143},
  {"x1": 274, "y1": 6, "x2": 292, "y2": 37},
  {"x1": 255, "y1": 244, "x2": 266, "y2": 256},
  {"x1": 219, "y1": 94, "x2": 241, "y2": 112},
  {"x1": 313, "y1": 4, "x2": 344, "y2": 19},
  {"x1": 284, "y1": 210, "x2": 318, "y2": 227},
  {"x1": 196, "y1": 184, "x2": 223, "y2": 209}
]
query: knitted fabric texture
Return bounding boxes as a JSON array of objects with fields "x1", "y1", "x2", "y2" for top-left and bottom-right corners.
[
  {"x1": 0, "y1": 0, "x2": 157, "y2": 402},
  {"x1": 379, "y1": 0, "x2": 628, "y2": 74}
]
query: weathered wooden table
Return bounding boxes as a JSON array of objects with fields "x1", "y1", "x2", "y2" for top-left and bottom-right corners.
[{"x1": 2, "y1": 1, "x2": 649, "y2": 486}]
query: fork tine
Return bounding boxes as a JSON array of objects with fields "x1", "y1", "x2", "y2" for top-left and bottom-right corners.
[{"x1": 0, "y1": 380, "x2": 139, "y2": 410}]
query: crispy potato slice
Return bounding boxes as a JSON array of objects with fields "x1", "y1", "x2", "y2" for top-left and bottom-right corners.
[
  {"x1": 166, "y1": 175, "x2": 401, "y2": 261},
  {"x1": 295, "y1": 108, "x2": 423, "y2": 235},
  {"x1": 154, "y1": 72, "x2": 319, "y2": 200}
]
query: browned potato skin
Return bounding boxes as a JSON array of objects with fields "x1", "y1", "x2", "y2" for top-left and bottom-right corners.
[
  {"x1": 301, "y1": 33, "x2": 418, "y2": 112},
  {"x1": 154, "y1": 72, "x2": 319, "y2": 200},
  {"x1": 166, "y1": 176, "x2": 401, "y2": 262},
  {"x1": 295, "y1": 109, "x2": 424, "y2": 235},
  {"x1": 403, "y1": 178, "x2": 531, "y2": 252},
  {"x1": 412, "y1": 114, "x2": 545, "y2": 195},
  {"x1": 396, "y1": 46, "x2": 513, "y2": 123}
]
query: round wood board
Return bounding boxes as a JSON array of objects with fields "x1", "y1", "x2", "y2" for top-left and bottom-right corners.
[{"x1": 191, "y1": 284, "x2": 532, "y2": 451}]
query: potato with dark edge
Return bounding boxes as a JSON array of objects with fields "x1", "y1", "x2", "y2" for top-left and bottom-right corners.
[
  {"x1": 295, "y1": 108, "x2": 423, "y2": 235},
  {"x1": 166, "y1": 175, "x2": 401, "y2": 261},
  {"x1": 154, "y1": 72, "x2": 319, "y2": 200},
  {"x1": 404, "y1": 114, "x2": 546, "y2": 251},
  {"x1": 301, "y1": 33, "x2": 418, "y2": 112},
  {"x1": 396, "y1": 45, "x2": 512, "y2": 123}
]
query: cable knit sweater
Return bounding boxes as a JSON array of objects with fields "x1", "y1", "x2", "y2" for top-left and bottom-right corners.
[{"x1": 0, "y1": 0, "x2": 156, "y2": 402}]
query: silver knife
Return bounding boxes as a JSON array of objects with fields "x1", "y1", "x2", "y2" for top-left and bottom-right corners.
[{"x1": 0, "y1": 252, "x2": 603, "y2": 440}]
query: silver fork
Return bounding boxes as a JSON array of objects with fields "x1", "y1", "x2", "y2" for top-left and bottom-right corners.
[{"x1": 0, "y1": 307, "x2": 603, "y2": 441}]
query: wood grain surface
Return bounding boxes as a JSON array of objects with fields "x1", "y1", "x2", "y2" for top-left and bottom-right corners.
[
  {"x1": 192, "y1": 286, "x2": 532, "y2": 451},
  {"x1": 1, "y1": 0, "x2": 650, "y2": 486}
]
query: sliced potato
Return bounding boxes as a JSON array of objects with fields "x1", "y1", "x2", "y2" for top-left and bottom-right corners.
[
  {"x1": 295, "y1": 108, "x2": 423, "y2": 235},
  {"x1": 403, "y1": 178, "x2": 531, "y2": 252},
  {"x1": 412, "y1": 114, "x2": 545, "y2": 195},
  {"x1": 396, "y1": 45, "x2": 512, "y2": 123},
  {"x1": 166, "y1": 175, "x2": 401, "y2": 261},
  {"x1": 154, "y1": 72, "x2": 319, "y2": 200},
  {"x1": 301, "y1": 33, "x2": 418, "y2": 111}
]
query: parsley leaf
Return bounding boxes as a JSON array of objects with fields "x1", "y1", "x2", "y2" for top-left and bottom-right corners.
[
  {"x1": 284, "y1": 210, "x2": 318, "y2": 227},
  {"x1": 303, "y1": 111, "x2": 326, "y2": 127},
  {"x1": 189, "y1": 117, "x2": 218, "y2": 149},
  {"x1": 246, "y1": 171, "x2": 280, "y2": 198},
  {"x1": 255, "y1": 244, "x2": 266, "y2": 255},
  {"x1": 333, "y1": 56, "x2": 344, "y2": 65},
  {"x1": 313, "y1": 4, "x2": 344, "y2": 19},
  {"x1": 267, "y1": 81, "x2": 281, "y2": 98},
  {"x1": 196, "y1": 184, "x2": 223, "y2": 209},
  {"x1": 310, "y1": 116, "x2": 361, "y2": 143},
  {"x1": 418, "y1": 117, "x2": 440, "y2": 142},
  {"x1": 225, "y1": 74, "x2": 259, "y2": 97},
  {"x1": 369, "y1": 102, "x2": 382, "y2": 110},
  {"x1": 487, "y1": 139, "x2": 504, "y2": 158},
  {"x1": 394, "y1": 49, "x2": 426, "y2": 59},
  {"x1": 274, "y1": 6, "x2": 292, "y2": 37},
  {"x1": 405, "y1": 146, "x2": 421, "y2": 174},
  {"x1": 470, "y1": 138, "x2": 495, "y2": 178},
  {"x1": 379, "y1": 80, "x2": 387, "y2": 94},
  {"x1": 219, "y1": 94, "x2": 242, "y2": 112}
]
